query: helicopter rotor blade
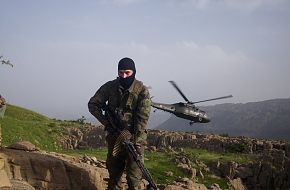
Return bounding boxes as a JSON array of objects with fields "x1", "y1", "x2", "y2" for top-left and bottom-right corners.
[
  {"x1": 192, "y1": 95, "x2": 233, "y2": 104},
  {"x1": 169, "y1": 81, "x2": 190, "y2": 103}
]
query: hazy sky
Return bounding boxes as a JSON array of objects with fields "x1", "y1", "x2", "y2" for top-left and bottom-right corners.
[{"x1": 1, "y1": 0, "x2": 290, "y2": 121}]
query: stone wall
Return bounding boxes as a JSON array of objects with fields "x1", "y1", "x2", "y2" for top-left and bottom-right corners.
[
  {"x1": 147, "y1": 129, "x2": 287, "y2": 154},
  {"x1": 60, "y1": 126, "x2": 288, "y2": 155}
]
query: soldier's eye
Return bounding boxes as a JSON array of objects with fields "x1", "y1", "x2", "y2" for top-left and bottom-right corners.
[{"x1": 125, "y1": 71, "x2": 131, "y2": 75}]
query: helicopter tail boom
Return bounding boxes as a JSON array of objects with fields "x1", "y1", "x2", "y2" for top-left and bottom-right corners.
[{"x1": 151, "y1": 102, "x2": 175, "y2": 113}]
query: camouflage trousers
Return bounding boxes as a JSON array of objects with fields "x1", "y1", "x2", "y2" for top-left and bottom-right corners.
[{"x1": 106, "y1": 133, "x2": 145, "y2": 190}]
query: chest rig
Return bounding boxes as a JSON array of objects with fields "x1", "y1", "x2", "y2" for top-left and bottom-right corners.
[{"x1": 115, "y1": 80, "x2": 143, "y2": 132}]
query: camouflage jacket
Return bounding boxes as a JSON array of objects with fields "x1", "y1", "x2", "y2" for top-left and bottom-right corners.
[{"x1": 88, "y1": 78, "x2": 151, "y2": 144}]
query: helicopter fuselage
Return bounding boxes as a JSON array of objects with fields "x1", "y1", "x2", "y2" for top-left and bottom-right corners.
[{"x1": 151, "y1": 102, "x2": 210, "y2": 123}]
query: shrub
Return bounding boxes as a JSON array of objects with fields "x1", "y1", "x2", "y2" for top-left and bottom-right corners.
[{"x1": 228, "y1": 143, "x2": 248, "y2": 153}]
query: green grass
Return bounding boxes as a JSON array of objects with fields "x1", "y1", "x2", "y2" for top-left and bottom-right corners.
[
  {"x1": 183, "y1": 148, "x2": 253, "y2": 164},
  {"x1": 3, "y1": 104, "x2": 49, "y2": 121},
  {"x1": 144, "y1": 151, "x2": 191, "y2": 184},
  {"x1": 0, "y1": 104, "x2": 82, "y2": 151},
  {"x1": 59, "y1": 148, "x2": 108, "y2": 160}
]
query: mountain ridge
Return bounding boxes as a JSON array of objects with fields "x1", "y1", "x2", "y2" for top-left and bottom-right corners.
[{"x1": 155, "y1": 98, "x2": 290, "y2": 140}]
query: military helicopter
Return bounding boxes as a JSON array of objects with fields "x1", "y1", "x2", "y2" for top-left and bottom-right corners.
[{"x1": 151, "y1": 81, "x2": 233, "y2": 125}]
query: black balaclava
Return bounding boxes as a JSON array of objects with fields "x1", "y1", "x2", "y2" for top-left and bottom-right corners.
[{"x1": 118, "y1": 57, "x2": 136, "y2": 89}]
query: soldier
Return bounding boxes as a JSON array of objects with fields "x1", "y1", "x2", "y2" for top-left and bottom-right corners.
[
  {"x1": 0, "y1": 94, "x2": 6, "y2": 119},
  {"x1": 88, "y1": 57, "x2": 151, "y2": 190}
]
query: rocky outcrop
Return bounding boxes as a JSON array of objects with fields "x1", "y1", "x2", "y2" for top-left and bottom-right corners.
[
  {"x1": 60, "y1": 125, "x2": 106, "y2": 150},
  {"x1": 1, "y1": 142, "x2": 214, "y2": 190},
  {"x1": 206, "y1": 149, "x2": 290, "y2": 190},
  {"x1": 0, "y1": 147, "x2": 108, "y2": 190},
  {"x1": 243, "y1": 149, "x2": 290, "y2": 190}
]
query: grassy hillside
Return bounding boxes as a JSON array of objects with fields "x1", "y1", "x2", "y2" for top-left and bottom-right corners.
[{"x1": 0, "y1": 104, "x2": 81, "y2": 151}]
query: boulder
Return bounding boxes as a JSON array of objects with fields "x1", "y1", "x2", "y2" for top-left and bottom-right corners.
[
  {"x1": 8, "y1": 141, "x2": 38, "y2": 151},
  {"x1": 0, "y1": 179, "x2": 35, "y2": 190},
  {"x1": 228, "y1": 178, "x2": 247, "y2": 190},
  {"x1": 208, "y1": 183, "x2": 221, "y2": 190},
  {"x1": 209, "y1": 161, "x2": 238, "y2": 179},
  {"x1": 169, "y1": 177, "x2": 208, "y2": 190}
]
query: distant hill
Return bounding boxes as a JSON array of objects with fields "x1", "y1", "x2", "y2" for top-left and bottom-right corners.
[
  {"x1": 155, "y1": 98, "x2": 290, "y2": 140},
  {"x1": 148, "y1": 111, "x2": 171, "y2": 129}
]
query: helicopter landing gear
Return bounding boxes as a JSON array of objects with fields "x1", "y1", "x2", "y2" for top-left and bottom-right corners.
[
  {"x1": 189, "y1": 121, "x2": 194, "y2": 125},
  {"x1": 153, "y1": 109, "x2": 157, "y2": 113}
]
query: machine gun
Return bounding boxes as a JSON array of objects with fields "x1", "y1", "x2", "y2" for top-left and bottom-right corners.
[{"x1": 104, "y1": 106, "x2": 159, "y2": 190}]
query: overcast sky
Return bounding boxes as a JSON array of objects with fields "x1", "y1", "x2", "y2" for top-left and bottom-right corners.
[{"x1": 1, "y1": 0, "x2": 290, "y2": 121}]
